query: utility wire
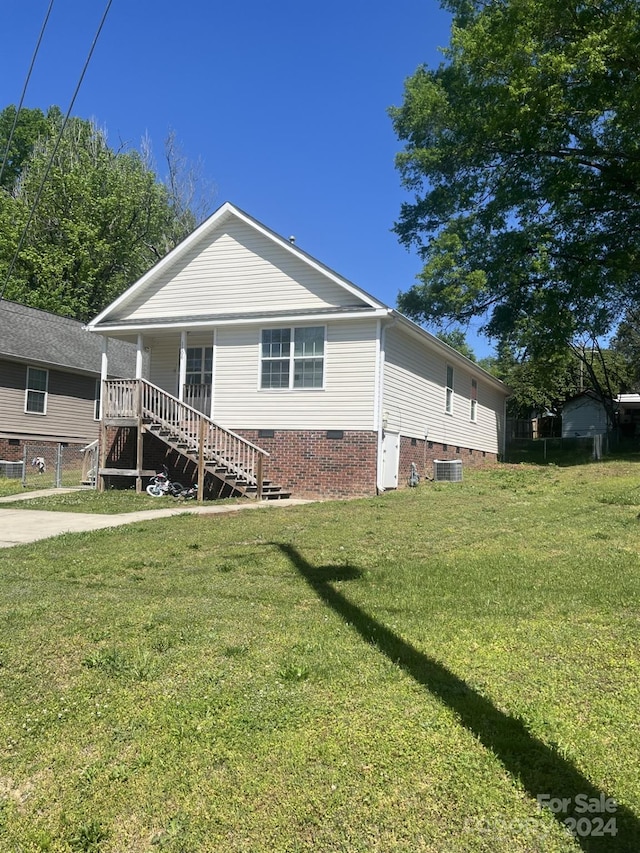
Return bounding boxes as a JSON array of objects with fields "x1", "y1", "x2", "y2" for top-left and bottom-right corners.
[
  {"x1": 0, "y1": 0, "x2": 55, "y2": 186},
  {"x1": 0, "y1": 0, "x2": 114, "y2": 305}
]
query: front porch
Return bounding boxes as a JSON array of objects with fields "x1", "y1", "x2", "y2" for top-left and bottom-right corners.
[{"x1": 99, "y1": 379, "x2": 290, "y2": 500}]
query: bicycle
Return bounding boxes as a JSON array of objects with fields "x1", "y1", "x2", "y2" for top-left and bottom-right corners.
[{"x1": 146, "y1": 466, "x2": 197, "y2": 499}]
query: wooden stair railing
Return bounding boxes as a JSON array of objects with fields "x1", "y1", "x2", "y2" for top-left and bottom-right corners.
[{"x1": 103, "y1": 379, "x2": 272, "y2": 499}]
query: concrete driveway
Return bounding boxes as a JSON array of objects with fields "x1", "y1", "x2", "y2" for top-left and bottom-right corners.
[{"x1": 0, "y1": 490, "x2": 310, "y2": 549}]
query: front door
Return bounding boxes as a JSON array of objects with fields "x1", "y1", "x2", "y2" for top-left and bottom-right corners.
[
  {"x1": 381, "y1": 431, "x2": 400, "y2": 489},
  {"x1": 184, "y1": 346, "x2": 213, "y2": 415}
]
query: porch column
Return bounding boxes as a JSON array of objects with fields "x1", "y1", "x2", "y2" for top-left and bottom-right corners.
[
  {"x1": 136, "y1": 334, "x2": 144, "y2": 379},
  {"x1": 98, "y1": 338, "x2": 109, "y2": 492},
  {"x1": 210, "y1": 328, "x2": 217, "y2": 419},
  {"x1": 178, "y1": 331, "x2": 187, "y2": 402},
  {"x1": 100, "y1": 337, "x2": 108, "y2": 420}
]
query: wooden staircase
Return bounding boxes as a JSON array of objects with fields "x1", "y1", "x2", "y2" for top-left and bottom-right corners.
[{"x1": 101, "y1": 379, "x2": 290, "y2": 500}]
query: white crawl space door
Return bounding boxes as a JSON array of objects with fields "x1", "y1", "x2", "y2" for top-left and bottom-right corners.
[{"x1": 382, "y1": 431, "x2": 400, "y2": 489}]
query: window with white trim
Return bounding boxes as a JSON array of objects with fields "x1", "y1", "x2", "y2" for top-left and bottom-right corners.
[
  {"x1": 25, "y1": 366, "x2": 48, "y2": 414},
  {"x1": 261, "y1": 326, "x2": 324, "y2": 389},
  {"x1": 445, "y1": 364, "x2": 454, "y2": 414},
  {"x1": 186, "y1": 346, "x2": 213, "y2": 387},
  {"x1": 470, "y1": 378, "x2": 478, "y2": 422},
  {"x1": 94, "y1": 379, "x2": 101, "y2": 420}
]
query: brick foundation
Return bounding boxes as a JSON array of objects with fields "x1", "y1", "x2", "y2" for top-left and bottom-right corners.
[
  {"x1": 398, "y1": 435, "x2": 498, "y2": 487},
  {"x1": 100, "y1": 427, "x2": 498, "y2": 500},
  {"x1": 234, "y1": 429, "x2": 378, "y2": 499}
]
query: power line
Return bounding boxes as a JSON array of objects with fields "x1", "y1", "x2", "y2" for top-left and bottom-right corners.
[
  {"x1": 0, "y1": 0, "x2": 55, "y2": 186},
  {"x1": 0, "y1": 0, "x2": 114, "y2": 305}
]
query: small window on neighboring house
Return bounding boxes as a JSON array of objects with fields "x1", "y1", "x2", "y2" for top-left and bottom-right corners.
[
  {"x1": 445, "y1": 365, "x2": 454, "y2": 414},
  {"x1": 261, "y1": 326, "x2": 324, "y2": 389},
  {"x1": 470, "y1": 379, "x2": 478, "y2": 422},
  {"x1": 94, "y1": 379, "x2": 101, "y2": 420},
  {"x1": 25, "y1": 367, "x2": 48, "y2": 414}
]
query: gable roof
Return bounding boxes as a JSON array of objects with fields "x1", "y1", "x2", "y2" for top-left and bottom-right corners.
[
  {"x1": 87, "y1": 202, "x2": 388, "y2": 331},
  {"x1": 0, "y1": 300, "x2": 135, "y2": 377},
  {"x1": 84, "y1": 201, "x2": 507, "y2": 394}
]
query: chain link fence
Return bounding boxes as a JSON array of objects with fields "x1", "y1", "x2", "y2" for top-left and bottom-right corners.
[
  {"x1": 504, "y1": 435, "x2": 606, "y2": 465},
  {"x1": 21, "y1": 442, "x2": 98, "y2": 490}
]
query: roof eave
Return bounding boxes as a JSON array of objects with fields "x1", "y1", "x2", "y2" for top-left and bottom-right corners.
[
  {"x1": 88, "y1": 307, "x2": 391, "y2": 335},
  {"x1": 389, "y1": 311, "x2": 509, "y2": 394}
]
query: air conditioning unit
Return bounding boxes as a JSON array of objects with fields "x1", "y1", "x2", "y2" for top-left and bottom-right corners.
[
  {"x1": 433, "y1": 459, "x2": 463, "y2": 482},
  {"x1": 0, "y1": 461, "x2": 24, "y2": 479}
]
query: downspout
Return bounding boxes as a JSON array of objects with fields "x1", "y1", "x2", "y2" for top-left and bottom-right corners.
[{"x1": 375, "y1": 314, "x2": 395, "y2": 492}]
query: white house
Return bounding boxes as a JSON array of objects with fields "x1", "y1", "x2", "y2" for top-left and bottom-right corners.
[
  {"x1": 86, "y1": 202, "x2": 509, "y2": 499},
  {"x1": 561, "y1": 391, "x2": 611, "y2": 439}
]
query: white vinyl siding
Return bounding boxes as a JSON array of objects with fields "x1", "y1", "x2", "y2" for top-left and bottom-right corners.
[
  {"x1": 383, "y1": 326, "x2": 502, "y2": 454},
  {"x1": 111, "y1": 219, "x2": 369, "y2": 322},
  {"x1": 147, "y1": 334, "x2": 181, "y2": 396},
  {"x1": 213, "y1": 320, "x2": 378, "y2": 430},
  {"x1": 561, "y1": 397, "x2": 609, "y2": 437}
]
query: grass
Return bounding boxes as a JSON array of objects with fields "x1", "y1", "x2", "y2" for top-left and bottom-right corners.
[
  {"x1": 0, "y1": 476, "x2": 28, "y2": 498},
  {"x1": 0, "y1": 488, "x2": 193, "y2": 513},
  {"x1": 0, "y1": 460, "x2": 639, "y2": 851},
  {"x1": 0, "y1": 484, "x2": 241, "y2": 513}
]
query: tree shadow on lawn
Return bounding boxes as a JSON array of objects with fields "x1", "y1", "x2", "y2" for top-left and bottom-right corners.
[{"x1": 276, "y1": 543, "x2": 640, "y2": 852}]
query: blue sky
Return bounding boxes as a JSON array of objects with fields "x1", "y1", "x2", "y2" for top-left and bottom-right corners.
[{"x1": 2, "y1": 1, "x2": 494, "y2": 357}]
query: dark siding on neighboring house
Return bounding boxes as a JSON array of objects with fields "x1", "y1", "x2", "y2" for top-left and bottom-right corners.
[{"x1": 0, "y1": 358, "x2": 99, "y2": 443}]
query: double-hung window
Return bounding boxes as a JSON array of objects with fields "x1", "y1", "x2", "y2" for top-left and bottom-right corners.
[
  {"x1": 470, "y1": 379, "x2": 478, "y2": 422},
  {"x1": 261, "y1": 326, "x2": 324, "y2": 389},
  {"x1": 25, "y1": 366, "x2": 48, "y2": 414},
  {"x1": 186, "y1": 346, "x2": 213, "y2": 388},
  {"x1": 445, "y1": 365, "x2": 454, "y2": 415}
]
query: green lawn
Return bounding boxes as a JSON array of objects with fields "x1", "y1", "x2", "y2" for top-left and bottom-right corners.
[{"x1": 1, "y1": 461, "x2": 639, "y2": 851}]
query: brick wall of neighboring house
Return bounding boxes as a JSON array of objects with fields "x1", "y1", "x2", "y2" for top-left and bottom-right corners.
[
  {"x1": 235, "y1": 429, "x2": 379, "y2": 499},
  {"x1": 0, "y1": 438, "x2": 25, "y2": 462},
  {"x1": 398, "y1": 435, "x2": 498, "y2": 488},
  {"x1": 0, "y1": 436, "x2": 90, "y2": 462}
]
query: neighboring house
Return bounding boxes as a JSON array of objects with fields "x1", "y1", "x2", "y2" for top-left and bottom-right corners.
[
  {"x1": 561, "y1": 391, "x2": 611, "y2": 438},
  {"x1": 87, "y1": 202, "x2": 510, "y2": 499},
  {"x1": 561, "y1": 391, "x2": 640, "y2": 441},
  {"x1": 0, "y1": 300, "x2": 136, "y2": 462}
]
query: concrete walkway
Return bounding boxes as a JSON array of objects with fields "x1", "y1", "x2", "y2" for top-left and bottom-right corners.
[{"x1": 0, "y1": 490, "x2": 311, "y2": 549}]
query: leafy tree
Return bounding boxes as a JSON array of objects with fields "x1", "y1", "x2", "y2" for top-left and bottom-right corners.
[
  {"x1": 0, "y1": 105, "x2": 51, "y2": 190},
  {"x1": 609, "y1": 308, "x2": 640, "y2": 391},
  {"x1": 435, "y1": 327, "x2": 477, "y2": 361},
  {"x1": 0, "y1": 106, "x2": 213, "y2": 321},
  {"x1": 390, "y1": 0, "x2": 640, "y2": 362},
  {"x1": 493, "y1": 337, "x2": 631, "y2": 424}
]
